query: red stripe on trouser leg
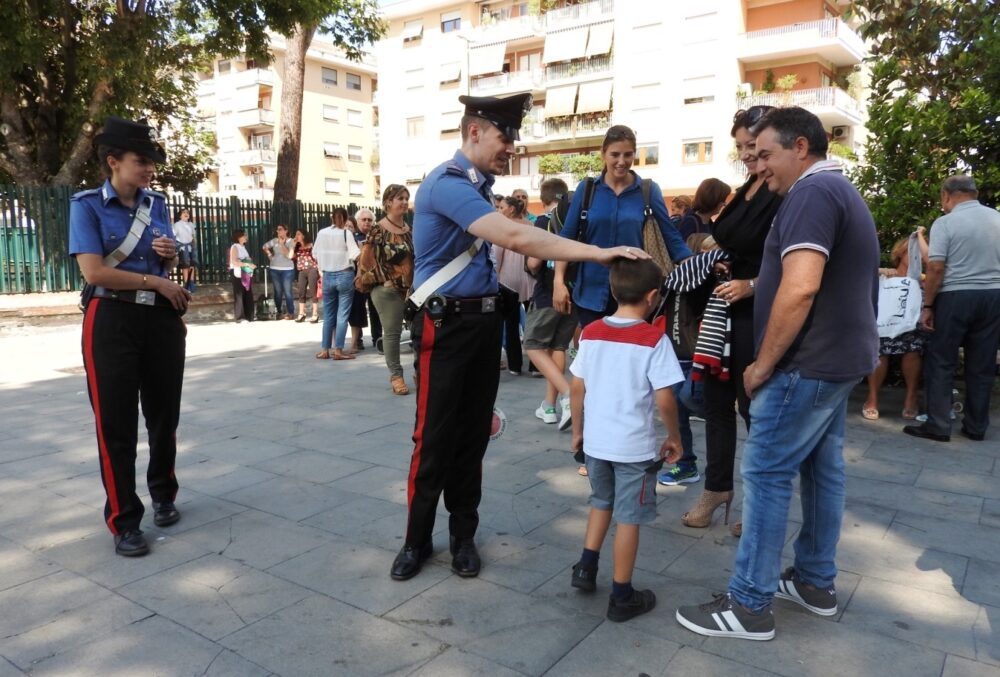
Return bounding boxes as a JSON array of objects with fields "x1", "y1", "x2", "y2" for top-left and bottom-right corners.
[
  {"x1": 82, "y1": 299, "x2": 123, "y2": 534},
  {"x1": 407, "y1": 313, "x2": 437, "y2": 510}
]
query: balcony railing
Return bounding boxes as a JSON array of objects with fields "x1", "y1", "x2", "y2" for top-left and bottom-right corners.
[
  {"x1": 233, "y1": 68, "x2": 275, "y2": 89},
  {"x1": 738, "y1": 18, "x2": 866, "y2": 66},
  {"x1": 235, "y1": 148, "x2": 277, "y2": 166},
  {"x1": 544, "y1": 113, "x2": 611, "y2": 139},
  {"x1": 234, "y1": 108, "x2": 275, "y2": 129},
  {"x1": 470, "y1": 68, "x2": 545, "y2": 94},
  {"x1": 545, "y1": 0, "x2": 614, "y2": 29},
  {"x1": 545, "y1": 55, "x2": 613, "y2": 82},
  {"x1": 736, "y1": 86, "x2": 862, "y2": 125}
]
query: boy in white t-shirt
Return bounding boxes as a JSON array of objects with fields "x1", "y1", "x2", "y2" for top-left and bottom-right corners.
[{"x1": 569, "y1": 258, "x2": 684, "y2": 622}]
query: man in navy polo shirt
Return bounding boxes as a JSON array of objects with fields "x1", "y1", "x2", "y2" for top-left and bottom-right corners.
[
  {"x1": 676, "y1": 107, "x2": 879, "y2": 640},
  {"x1": 391, "y1": 94, "x2": 644, "y2": 581}
]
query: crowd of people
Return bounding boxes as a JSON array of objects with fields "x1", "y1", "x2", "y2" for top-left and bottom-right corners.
[{"x1": 70, "y1": 101, "x2": 999, "y2": 645}]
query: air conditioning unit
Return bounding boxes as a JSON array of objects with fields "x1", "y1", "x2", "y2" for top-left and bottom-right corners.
[
  {"x1": 515, "y1": 145, "x2": 527, "y2": 155},
  {"x1": 831, "y1": 125, "x2": 850, "y2": 140}
]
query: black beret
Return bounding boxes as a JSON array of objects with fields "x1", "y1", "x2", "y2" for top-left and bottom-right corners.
[
  {"x1": 459, "y1": 93, "x2": 533, "y2": 141},
  {"x1": 93, "y1": 116, "x2": 167, "y2": 164}
]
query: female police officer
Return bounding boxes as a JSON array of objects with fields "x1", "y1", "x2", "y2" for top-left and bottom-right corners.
[{"x1": 70, "y1": 117, "x2": 191, "y2": 557}]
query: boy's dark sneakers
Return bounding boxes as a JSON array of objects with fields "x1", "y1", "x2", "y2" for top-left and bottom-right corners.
[
  {"x1": 571, "y1": 562, "x2": 598, "y2": 592},
  {"x1": 773, "y1": 566, "x2": 837, "y2": 616},
  {"x1": 606, "y1": 588, "x2": 656, "y2": 622},
  {"x1": 675, "y1": 592, "x2": 775, "y2": 640}
]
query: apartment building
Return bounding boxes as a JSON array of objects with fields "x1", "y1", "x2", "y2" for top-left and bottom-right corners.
[
  {"x1": 376, "y1": 0, "x2": 867, "y2": 203},
  {"x1": 195, "y1": 34, "x2": 379, "y2": 204}
]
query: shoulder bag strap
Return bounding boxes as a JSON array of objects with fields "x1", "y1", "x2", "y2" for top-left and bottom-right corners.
[
  {"x1": 577, "y1": 177, "x2": 596, "y2": 243},
  {"x1": 103, "y1": 198, "x2": 154, "y2": 268},
  {"x1": 641, "y1": 178, "x2": 653, "y2": 217}
]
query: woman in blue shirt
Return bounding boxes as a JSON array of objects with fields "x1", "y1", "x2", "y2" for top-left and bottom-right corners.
[
  {"x1": 553, "y1": 125, "x2": 692, "y2": 326},
  {"x1": 69, "y1": 117, "x2": 191, "y2": 558}
]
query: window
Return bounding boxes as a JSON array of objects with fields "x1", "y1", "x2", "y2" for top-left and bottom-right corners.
[
  {"x1": 324, "y1": 178, "x2": 341, "y2": 194},
  {"x1": 636, "y1": 143, "x2": 659, "y2": 166},
  {"x1": 406, "y1": 116, "x2": 424, "y2": 137},
  {"x1": 402, "y1": 19, "x2": 423, "y2": 42},
  {"x1": 250, "y1": 133, "x2": 272, "y2": 150},
  {"x1": 682, "y1": 139, "x2": 713, "y2": 164},
  {"x1": 518, "y1": 52, "x2": 541, "y2": 72},
  {"x1": 405, "y1": 68, "x2": 424, "y2": 91},
  {"x1": 347, "y1": 109, "x2": 362, "y2": 127},
  {"x1": 348, "y1": 145, "x2": 363, "y2": 162},
  {"x1": 322, "y1": 67, "x2": 338, "y2": 86},
  {"x1": 346, "y1": 73, "x2": 362, "y2": 91},
  {"x1": 683, "y1": 95, "x2": 715, "y2": 105},
  {"x1": 218, "y1": 60, "x2": 231, "y2": 74},
  {"x1": 440, "y1": 10, "x2": 461, "y2": 33},
  {"x1": 322, "y1": 104, "x2": 339, "y2": 122},
  {"x1": 440, "y1": 62, "x2": 461, "y2": 84},
  {"x1": 631, "y1": 83, "x2": 661, "y2": 113},
  {"x1": 349, "y1": 180, "x2": 364, "y2": 196},
  {"x1": 323, "y1": 142, "x2": 341, "y2": 158},
  {"x1": 440, "y1": 110, "x2": 462, "y2": 133},
  {"x1": 683, "y1": 12, "x2": 719, "y2": 45}
]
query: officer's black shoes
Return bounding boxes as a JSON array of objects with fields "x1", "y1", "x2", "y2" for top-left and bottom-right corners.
[
  {"x1": 390, "y1": 541, "x2": 433, "y2": 581},
  {"x1": 450, "y1": 537, "x2": 481, "y2": 578},
  {"x1": 902, "y1": 425, "x2": 950, "y2": 442},
  {"x1": 152, "y1": 501, "x2": 181, "y2": 527},
  {"x1": 571, "y1": 561, "x2": 598, "y2": 592},
  {"x1": 114, "y1": 530, "x2": 150, "y2": 557}
]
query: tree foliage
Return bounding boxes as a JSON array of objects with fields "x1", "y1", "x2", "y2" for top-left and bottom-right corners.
[
  {"x1": 850, "y1": 0, "x2": 1000, "y2": 250},
  {"x1": 0, "y1": 1, "x2": 381, "y2": 192}
]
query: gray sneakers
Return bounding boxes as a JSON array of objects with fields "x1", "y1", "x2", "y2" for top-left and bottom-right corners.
[
  {"x1": 774, "y1": 566, "x2": 837, "y2": 616},
  {"x1": 675, "y1": 593, "x2": 775, "y2": 640}
]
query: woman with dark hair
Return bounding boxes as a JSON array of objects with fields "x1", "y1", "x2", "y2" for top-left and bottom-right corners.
[
  {"x1": 229, "y1": 229, "x2": 256, "y2": 323},
  {"x1": 553, "y1": 125, "x2": 693, "y2": 327},
  {"x1": 677, "y1": 178, "x2": 732, "y2": 240},
  {"x1": 359, "y1": 184, "x2": 415, "y2": 394},
  {"x1": 69, "y1": 116, "x2": 191, "y2": 557},
  {"x1": 680, "y1": 105, "x2": 782, "y2": 532},
  {"x1": 293, "y1": 229, "x2": 320, "y2": 323}
]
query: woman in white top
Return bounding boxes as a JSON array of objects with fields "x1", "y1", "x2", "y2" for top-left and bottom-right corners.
[
  {"x1": 494, "y1": 196, "x2": 536, "y2": 374},
  {"x1": 172, "y1": 209, "x2": 197, "y2": 292},
  {"x1": 312, "y1": 211, "x2": 360, "y2": 359},
  {"x1": 228, "y1": 229, "x2": 256, "y2": 322}
]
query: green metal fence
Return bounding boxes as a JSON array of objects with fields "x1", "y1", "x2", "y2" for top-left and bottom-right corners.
[{"x1": 0, "y1": 184, "x2": 384, "y2": 293}]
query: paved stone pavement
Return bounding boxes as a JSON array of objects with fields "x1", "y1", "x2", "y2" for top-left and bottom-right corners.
[{"x1": 1, "y1": 319, "x2": 998, "y2": 677}]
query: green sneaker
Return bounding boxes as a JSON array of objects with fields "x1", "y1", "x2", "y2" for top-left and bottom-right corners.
[{"x1": 657, "y1": 465, "x2": 701, "y2": 486}]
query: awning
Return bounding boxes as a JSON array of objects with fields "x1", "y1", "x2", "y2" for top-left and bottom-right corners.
[
  {"x1": 585, "y1": 22, "x2": 614, "y2": 58},
  {"x1": 439, "y1": 62, "x2": 461, "y2": 83},
  {"x1": 576, "y1": 79, "x2": 613, "y2": 114},
  {"x1": 543, "y1": 84, "x2": 578, "y2": 118},
  {"x1": 401, "y1": 20, "x2": 423, "y2": 41},
  {"x1": 543, "y1": 27, "x2": 588, "y2": 64},
  {"x1": 440, "y1": 110, "x2": 462, "y2": 131},
  {"x1": 468, "y1": 42, "x2": 507, "y2": 77}
]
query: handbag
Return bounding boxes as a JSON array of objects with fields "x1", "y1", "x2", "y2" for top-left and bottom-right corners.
[
  {"x1": 354, "y1": 239, "x2": 379, "y2": 293},
  {"x1": 640, "y1": 178, "x2": 673, "y2": 278},
  {"x1": 876, "y1": 233, "x2": 923, "y2": 338}
]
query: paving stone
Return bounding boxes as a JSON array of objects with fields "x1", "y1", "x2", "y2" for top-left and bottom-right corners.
[
  {"x1": 404, "y1": 647, "x2": 523, "y2": 677},
  {"x1": 0, "y1": 593, "x2": 152, "y2": 670},
  {"x1": 0, "y1": 570, "x2": 109, "y2": 638},
  {"x1": 983, "y1": 500, "x2": 1000, "y2": 530},
  {"x1": 916, "y1": 468, "x2": 1000, "y2": 500},
  {"x1": 837, "y1": 531, "x2": 969, "y2": 597},
  {"x1": 327, "y1": 465, "x2": 410, "y2": 506},
  {"x1": 943, "y1": 654, "x2": 1000, "y2": 677},
  {"x1": 174, "y1": 509, "x2": 328, "y2": 569},
  {"x1": 890, "y1": 511, "x2": 1000, "y2": 564},
  {"x1": 299, "y1": 495, "x2": 406, "y2": 537},
  {"x1": 0, "y1": 491, "x2": 105, "y2": 551},
  {"x1": 251, "y1": 449, "x2": 372, "y2": 484},
  {"x1": 0, "y1": 657, "x2": 24, "y2": 677},
  {"x1": 201, "y1": 649, "x2": 272, "y2": 677},
  {"x1": 847, "y1": 476, "x2": 984, "y2": 524},
  {"x1": 964, "y1": 559, "x2": 1000, "y2": 608},
  {"x1": 40, "y1": 529, "x2": 211, "y2": 589},
  {"x1": 544, "y1": 622, "x2": 681, "y2": 677},
  {"x1": 269, "y1": 539, "x2": 451, "y2": 615},
  {"x1": 845, "y1": 454, "x2": 923, "y2": 485},
  {"x1": 28, "y1": 615, "x2": 225, "y2": 677},
  {"x1": 478, "y1": 488, "x2": 572, "y2": 536},
  {"x1": 0, "y1": 537, "x2": 60, "y2": 592},
  {"x1": 843, "y1": 577, "x2": 986, "y2": 664},
  {"x1": 471, "y1": 533, "x2": 574, "y2": 593},
  {"x1": 118, "y1": 554, "x2": 311, "y2": 641},
  {"x1": 183, "y1": 434, "x2": 295, "y2": 465},
  {"x1": 223, "y1": 476, "x2": 359, "y2": 521},
  {"x1": 866, "y1": 440, "x2": 995, "y2": 475},
  {"x1": 221, "y1": 595, "x2": 445, "y2": 676},
  {"x1": 142, "y1": 489, "x2": 249, "y2": 535},
  {"x1": 663, "y1": 646, "x2": 781, "y2": 677},
  {"x1": 176, "y1": 458, "x2": 277, "y2": 497}
]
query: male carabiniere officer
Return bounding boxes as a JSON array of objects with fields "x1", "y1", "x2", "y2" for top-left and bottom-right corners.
[{"x1": 391, "y1": 93, "x2": 647, "y2": 581}]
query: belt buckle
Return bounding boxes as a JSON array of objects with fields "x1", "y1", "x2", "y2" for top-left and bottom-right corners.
[
  {"x1": 481, "y1": 297, "x2": 496, "y2": 313},
  {"x1": 135, "y1": 290, "x2": 156, "y2": 306}
]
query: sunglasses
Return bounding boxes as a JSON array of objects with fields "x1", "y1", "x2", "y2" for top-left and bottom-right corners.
[{"x1": 733, "y1": 105, "x2": 774, "y2": 126}]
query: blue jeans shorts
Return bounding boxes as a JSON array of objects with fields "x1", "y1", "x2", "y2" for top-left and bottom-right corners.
[{"x1": 585, "y1": 456, "x2": 657, "y2": 525}]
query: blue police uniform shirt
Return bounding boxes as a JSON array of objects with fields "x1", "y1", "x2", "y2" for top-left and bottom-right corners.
[
  {"x1": 412, "y1": 150, "x2": 498, "y2": 298},
  {"x1": 559, "y1": 173, "x2": 693, "y2": 312},
  {"x1": 69, "y1": 180, "x2": 174, "y2": 277}
]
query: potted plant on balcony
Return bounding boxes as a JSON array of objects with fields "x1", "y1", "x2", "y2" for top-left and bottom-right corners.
[
  {"x1": 568, "y1": 152, "x2": 602, "y2": 181},
  {"x1": 539, "y1": 153, "x2": 566, "y2": 177}
]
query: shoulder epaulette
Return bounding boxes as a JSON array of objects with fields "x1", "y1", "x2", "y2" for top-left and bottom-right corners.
[{"x1": 70, "y1": 187, "x2": 102, "y2": 201}]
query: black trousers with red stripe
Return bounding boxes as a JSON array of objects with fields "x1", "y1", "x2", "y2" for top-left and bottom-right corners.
[
  {"x1": 81, "y1": 298, "x2": 186, "y2": 534},
  {"x1": 405, "y1": 309, "x2": 502, "y2": 546}
]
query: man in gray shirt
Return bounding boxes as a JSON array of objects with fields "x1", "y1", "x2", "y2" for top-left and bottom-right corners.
[{"x1": 904, "y1": 175, "x2": 1000, "y2": 442}]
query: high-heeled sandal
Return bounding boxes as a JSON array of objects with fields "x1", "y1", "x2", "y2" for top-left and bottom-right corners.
[
  {"x1": 681, "y1": 489, "x2": 734, "y2": 528},
  {"x1": 390, "y1": 375, "x2": 410, "y2": 395}
]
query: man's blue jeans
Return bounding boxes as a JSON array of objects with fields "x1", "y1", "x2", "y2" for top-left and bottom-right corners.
[
  {"x1": 322, "y1": 270, "x2": 354, "y2": 350},
  {"x1": 728, "y1": 369, "x2": 855, "y2": 612},
  {"x1": 271, "y1": 268, "x2": 296, "y2": 316}
]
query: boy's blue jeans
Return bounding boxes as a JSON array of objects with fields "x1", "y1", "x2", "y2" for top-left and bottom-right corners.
[
  {"x1": 672, "y1": 361, "x2": 700, "y2": 469},
  {"x1": 728, "y1": 369, "x2": 854, "y2": 612}
]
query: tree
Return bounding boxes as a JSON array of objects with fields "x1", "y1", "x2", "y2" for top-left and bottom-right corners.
[
  {"x1": 0, "y1": 1, "x2": 375, "y2": 190},
  {"x1": 851, "y1": 0, "x2": 1000, "y2": 251},
  {"x1": 272, "y1": 0, "x2": 384, "y2": 202}
]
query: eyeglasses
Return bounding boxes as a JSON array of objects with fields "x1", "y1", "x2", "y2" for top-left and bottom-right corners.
[{"x1": 733, "y1": 105, "x2": 774, "y2": 126}]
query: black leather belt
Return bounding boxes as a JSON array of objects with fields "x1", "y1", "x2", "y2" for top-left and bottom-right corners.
[
  {"x1": 440, "y1": 295, "x2": 499, "y2": 315},
  {"x1": 93, "y1": 286, "x2": 173, "y2": 309}
]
